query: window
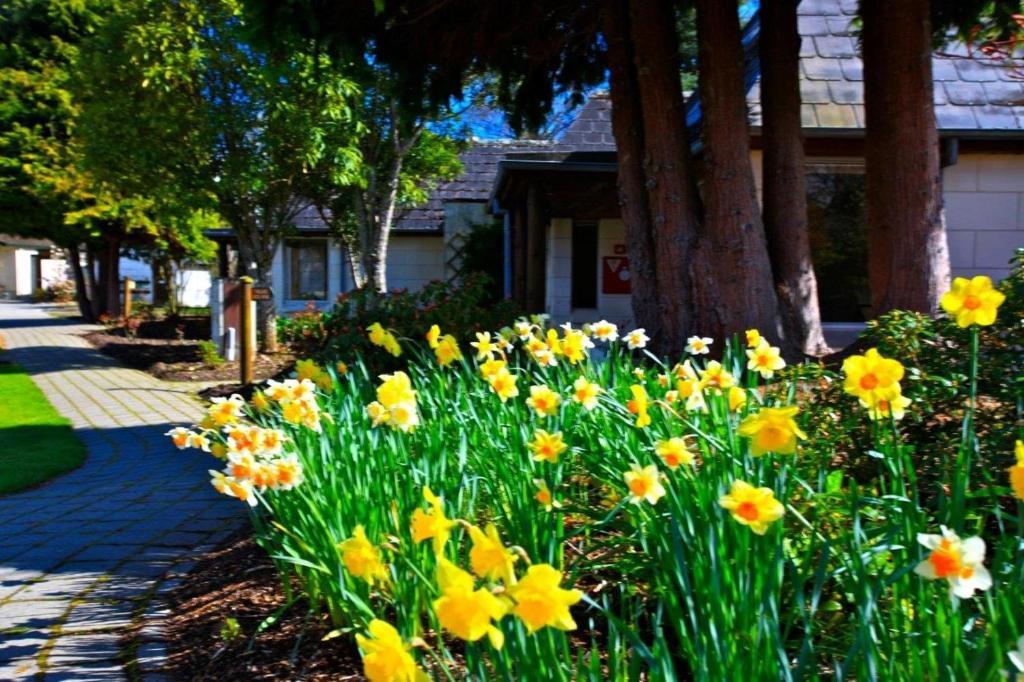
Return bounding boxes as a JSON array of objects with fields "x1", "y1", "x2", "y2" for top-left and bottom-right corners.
[
  {"x1": 287, "y1": 240, "x2": 328, "y2": 300},
  {"x1": 806, "y1": 168, "x2": 869, "y2": 322},
  {"x1": 571, "y1": 221, "x2": 598, "y2": 309}
]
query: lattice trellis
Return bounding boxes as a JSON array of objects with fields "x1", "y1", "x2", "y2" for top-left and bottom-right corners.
[{"x1": 445, "y1": 231, "x2": 470, "y2": 282}]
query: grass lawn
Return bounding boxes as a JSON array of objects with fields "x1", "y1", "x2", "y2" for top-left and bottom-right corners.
[{"x1": 0, "y1": 362, "x2": 85, "y2": 495}]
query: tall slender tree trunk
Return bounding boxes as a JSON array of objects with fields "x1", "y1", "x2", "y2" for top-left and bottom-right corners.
[
  {"x1": 760, "y1": 0, "x2": 827, "y2": 355},
  {"x1": 85, "y1": 247, "x2": 101, "y2": 320},
  {"x1": 861, "y1": 0, "x2": 949, "y2": 314},
  {"x1": 97, "y1": 234, "x2": 121, "y2": 318},
  {"x1": 692, "y1": 0, "x2": 781, "y2": 341},
  {"x1": 627, "y1": 0, "x2": 701, "y2": 353},
  {"x1": 68, "y1": 243, "x2": 93, "y2": 321},
  {"x1": 603, "y1": 0, "x2": 661, "y2": 344}
]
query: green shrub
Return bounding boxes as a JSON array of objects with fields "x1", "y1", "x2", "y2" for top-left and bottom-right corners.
[
  {"x1": 198, "y1": 339, "x2": 225, "y2": 368},
  {"x1": 278, "y1": 273, "x2": 521, "y2": 367}
]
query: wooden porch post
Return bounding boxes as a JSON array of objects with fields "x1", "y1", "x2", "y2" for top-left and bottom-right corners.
[{"x1": 525, "y1": 182, "x2": 546, "y2": 313}]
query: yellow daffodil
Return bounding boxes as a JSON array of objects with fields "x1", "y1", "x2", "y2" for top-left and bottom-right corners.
[
  {"x1": 336, "y1": 361, "x2": 348, "y2": 375},
  {"x1": 664, "y1": 389, "x2": 679, "y2": 404},
  {"x1": 633, "y1": 367, "x2": 646, "y2": 379},
  {"x1": 626, "y1": 384, "x2": 652, "y2": 427},
  {"x1": 479, "y1": 357, "x2": 506, "y2": 380},
  {"x1": 655, "y1": 437, "x2": 695, "y2": 470},
  {"x1": 528, "y1": 429, "x2": 568, "y2": 464},
  {"x1": 434, "y1": 334, "x2": 462, "y2": 367},
  {"x1": 368, "y1": 322, "x2": 402, "y2": 357},
  {"x1": 940, "y1": 275, "x2": 1005, "y2": 327},
  {"x1": 685, "y1": 335, "x2": 712, "y2": 355},
  {"x1": 1009, "y1": 440, "x2": 1024, "y2": 500},
  {"x1": 468, "y1": 523, "x2": 518, "y2": 585},
  {"x1": 623, "y1": 463, "x2": 666, "y2": 505},
  {"x1": 488, "y1": 368, "x2": 520, "y2": 402},
  {"x1": 426, "y1": 324, "x2": 441, "y2": 349},
  {"x1": 727, "y1": 386, "x2": 747, "y2": 412},
  {"x1": 737, "y1": 406, "x2": 806, "y2": 456},
  {"x1": 355, "y1": 619, "x2": 429, "y2": 682},
  {"x1": 698, "y1": 360, "x2": 735, "y2": 392},
  {"x1": 746, "y1": 340, "x2": 786, "y2": 379},
  {"x1": 514, "y1": 320, "x2": 534, "y2": 340},
  {"x1": 842, "y1": 348, "x2": 904, "y2": 407},
  {"x1": 571, "y1": 376, "x2": 602, "y2": 410},
  {"x1": 545, "y1": 328, "x2": 563, "y2": 357},
  {"x1": 508, "y1": 564, "x2": 582, "y2": 634},
  {"x1": 561, "y1": 329, "x2": 590, "y2": 364},
  {"x1": 719, "y1": 480, "x2": 784, "y2": 535},
  {"x1": 532, "y1": 479, "x2": 561, "y2": 511},
  {"x1": 295, "y1": 358, "x2": 321, "y2": 382},
  {"x1": 526, "y1": 385, "x2": 561, "y2": 417},
  {"x1": 339, "y1": 525, "x2": 390, "y2": 586},
  {"x1": 914, "y1": 526, "x2": 992, "y2": 599},
  {"x1": 624, "y1": 328, "x2": 649, "y2": 349},
  {"x1": 745, "y1": 329, "x2": 762, "y2": 348},
  {"x1": 433, "y1": 559, "x2": 508, "y2": 649},
  {"x1": 410, "y1": 486, "x2": 456, "y2": 555},
  {"x1": 210, "y1": 442, "x2": 227, "y2": 459},
  {"x1": 592, "y1": 319, "x2": 618, "y2": 342},
  {"x1": 470, "y1": 331, "x2": 497, "y2": 360},
  {"x1": 864, "y1": 394, "x2": 913, "y2": 421},
  {"x1": 377, "y1": 371, "x2": 415, "y2": 408},
  {"x1": 251, "y1": 390, "x2": 270, "y2": 412}
]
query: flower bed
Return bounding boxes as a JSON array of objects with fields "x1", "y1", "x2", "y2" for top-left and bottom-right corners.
[{"x1": 170, "y1": 274, "x2": 1023, "y2": 681}]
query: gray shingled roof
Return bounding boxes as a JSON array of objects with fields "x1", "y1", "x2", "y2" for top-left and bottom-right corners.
[
  {"x1": 282, "y1": 0, "x2": 1024, "y2": 237},
  {"x1": 745, "y1": 0, "x2": 1024, "y2": 131}
]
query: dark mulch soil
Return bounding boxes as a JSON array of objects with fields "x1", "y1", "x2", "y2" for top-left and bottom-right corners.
[
  {"x1": 84, "y1": 331, "x2": 295, "y2": 383},
  {"x1": 162, "y1": 534, "x2": 363, "y2": 681}
]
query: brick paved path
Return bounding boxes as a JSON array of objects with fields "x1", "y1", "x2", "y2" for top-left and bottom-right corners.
[{"x1": 0, "y1": 301, "x2": 241, "y2": 680}]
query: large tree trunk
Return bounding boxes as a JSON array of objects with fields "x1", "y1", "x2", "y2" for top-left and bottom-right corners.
[
  {"x1": 861, "y1": 0, "x2": 949, "y2": 314},
  {"x1": 97, "y1": 234, "x2": 121, "y2": 318},
  {"x1": 627, "y1": 0, "x2": 701, "y2": 354},
  {"x1": 691, "y1": 0, "x2": 781, "y2": 342},
  {"x1": 68, "y1": 243, "x2": 94, "y2": 321},
  {"x1": 760, "y1": 0, "x2": 827, "y2": 355},
  {"x1": 603, "y1": 0, "x2": 661, "y2": 343},
  {"x1": 151, "y1": 257, "x2": 170, "y2": 309}
]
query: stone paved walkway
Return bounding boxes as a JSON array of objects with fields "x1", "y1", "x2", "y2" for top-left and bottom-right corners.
[{"x1": 0, "y1": 301, "x2": 241, "y2": 680}]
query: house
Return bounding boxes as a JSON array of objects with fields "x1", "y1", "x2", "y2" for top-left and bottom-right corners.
[
  {"x1": 0, "y1": 234, "x2": 66, "y2": 298},
  {"x1": 211, "y1": 0, "x2": 1024, "y2": 346}
]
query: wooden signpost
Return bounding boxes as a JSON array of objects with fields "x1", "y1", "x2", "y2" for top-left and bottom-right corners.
[{"x1": 239, "y1": 277, "x2": 255, "y2": 385}]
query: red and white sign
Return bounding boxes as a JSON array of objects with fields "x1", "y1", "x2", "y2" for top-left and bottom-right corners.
[{"x1": 602, "y1": 256, "x2": 631, "y2": 294}]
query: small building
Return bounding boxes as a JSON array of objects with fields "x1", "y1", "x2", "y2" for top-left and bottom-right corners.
[
  {"x1": 0, "y1": 234, "x2": 66, "y2": 298},
  {"x1": 211, "y1": 0, "x2": 1024, "y2": 346}
]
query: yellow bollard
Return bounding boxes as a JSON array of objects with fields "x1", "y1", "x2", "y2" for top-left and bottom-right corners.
[{"x1": 123, "y1": 278, "x2": 135, "y2": 318}]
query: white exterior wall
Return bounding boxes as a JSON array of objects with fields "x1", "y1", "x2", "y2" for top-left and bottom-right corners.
[
  {"x1": 387, "y1": 236, "x2": 446, "y2": 292},
  {"x1": 275, "y1": 235, "x2": 446, "y2": 313},
  {"x1": 943, "y1": 153, "x2": 1024, "y2": 281},
  {"x1": 14, "y1": 249, "x2": 34, "y2": 295},
  {"x1": 545, "y1": 217, "x2": 633, "y2": 327}
]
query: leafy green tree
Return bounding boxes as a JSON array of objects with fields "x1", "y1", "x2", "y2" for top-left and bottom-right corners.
[
  {"x1": 74, "y1": 0, "x2": 362, "y2": 348},
  {"x1": 303, "y1": 61, "x2": 463, "y2": 291}
]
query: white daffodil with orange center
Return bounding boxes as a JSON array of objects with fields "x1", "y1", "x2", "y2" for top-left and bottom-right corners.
[
  {"x1": 914, "y1": 526, "x2": 992, "y2": 599},
  {"x1": 624, "y1": 328, "x2": 649, "y2": 349},
  {"x1": 591, "y1": 319, "x2": 618, "y2": 342},
  {"x1": 685, "y1": 336, "x2": 712, "y2": 355}
]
